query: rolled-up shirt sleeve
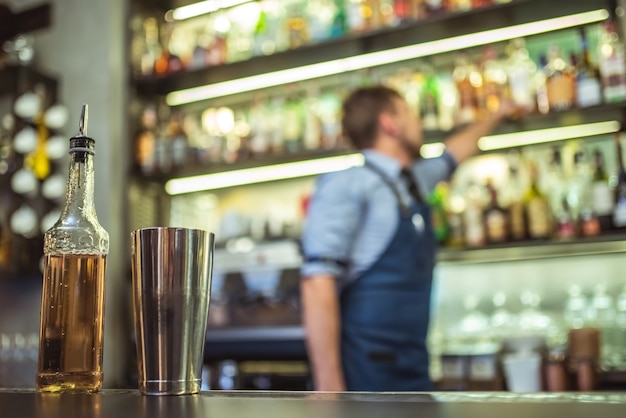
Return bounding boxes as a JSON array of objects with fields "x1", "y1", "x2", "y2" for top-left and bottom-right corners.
[
  {"x1": 300, "y1": 170, "x2": 362, "y2": 280},
  {"x1": 413, "y1": 150, "x2": 458, "y2": 196}
]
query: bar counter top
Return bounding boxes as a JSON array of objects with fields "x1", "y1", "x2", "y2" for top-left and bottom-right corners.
[{"x1": 2, "y1": 389, "x2": 626, "y2": 418}]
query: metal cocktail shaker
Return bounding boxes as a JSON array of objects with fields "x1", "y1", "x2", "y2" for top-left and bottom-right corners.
[{"x1": 131, "y1": 227, "x2": 214, "y2": 395}]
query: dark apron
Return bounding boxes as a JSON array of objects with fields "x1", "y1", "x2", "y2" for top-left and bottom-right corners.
[{"x1": 340, "y1": 164, "x2": 436, "y2": 391}]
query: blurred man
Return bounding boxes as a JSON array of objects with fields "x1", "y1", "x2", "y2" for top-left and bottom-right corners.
[{"x1": 300, "y1": 85, "x2": 516, "y2": 391}]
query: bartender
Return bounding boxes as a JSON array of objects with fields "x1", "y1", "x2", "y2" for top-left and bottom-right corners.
[{"x1": 300, "y1": 85, "x2": 517, "y2": 391}]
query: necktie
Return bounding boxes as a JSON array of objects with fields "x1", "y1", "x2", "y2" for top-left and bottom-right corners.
[{"x1": 401, "y1": 168, "x2": 422, "y2": 203}]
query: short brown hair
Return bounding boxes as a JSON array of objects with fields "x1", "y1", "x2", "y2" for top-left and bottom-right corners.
[{"x1": 341, "y1": 85, "x2": 402, "y2": 150}]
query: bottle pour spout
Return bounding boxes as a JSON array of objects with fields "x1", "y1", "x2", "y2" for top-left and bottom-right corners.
[{"x1": 78, "y1": 103, "x2": 88, "y2": 137}]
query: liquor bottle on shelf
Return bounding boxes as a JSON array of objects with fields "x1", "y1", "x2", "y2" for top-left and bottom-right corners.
[
  {"x1": 565, "y1": 150, "x2": 587, "y2": 225},
  {"x1": 422, "y1": 0, "x2": 445, "y2": 17},
  {"x1": 481, "y1": 46, "x2": 508, "y2": 115},
  {"x1": 165, "y1": 110, "x2": 189, "y2": 171},
  {"x1": 575, "y1": 27, "x2": 603, "y2": 108},
  {"x1": 139, "y1": 17, "x2": 161, "y2": 78},
  {"x1": 535, "y1": 54, "x2": 550, "y2": 114},
  {"x1": 330, "y1": 0, "x2": 349, "y2": 37},
  {"x1": 206, "y1": 11, "x2": 229, "y2": 66},
  {"x1": 376, "y1": 0, "x2": 398, "y2": 27},
  {"x1": 544, "y1": 147, "x2": 566, "y2": 221},
  {"x1": 453, "y1": 52, "x2": 480, "y2": 125},
  {"x1": 317, "y1": 91, "x2": 343, "y2": 149},
  {"x1": 590, "y1": 148, "x2": 614, "y2": 232},
  {"x1": 225, "y1": 3, "x2": 258, "y2": 63},
  {"x1": 247, "y1": 95, "x2": 272, "y2": 157},
  {"x1": 502, "y1": 153, "x2": 526, "y2": 241},
  {"x1": 567, "y1": 150, "x2": 600, "y2": 237},
  {"x1": 189, "y1": 28, "x2": 212, "y2": 70},
  {"x1": 554, "y1": 197, "x2": 576, "y2": 240},
  {"x1": 428, "y1": 182, "x2": 451, "y2": 244},
  {"x1": 544, "y1": 44, "x2": 577, "y2": 112},
  {"x1": 437, "y1": 70, "x2": 458, "y2": 131},
  {"x1": 282, "y1": 92, "x2": 306, "y2": 153},
  {"x1": 598, "y1": 21, "x2": 626, "y2": 103},
  {"x1": 505, "y1": 38, "x2": 537, "y2": 112},
  {"x1": 37, "y1": 105, "x2": 109, "y2": 393},
  {"x1": 154, "y1": 22, "x2": 183, "y2": 76},
  {"x1": 447, "y1": 0, "x2": 471, "y2": 12},
  {"x1": 463, "y1": 181, "x2": 487, "y2": 248},
  {"x1": 154, "y1": 103, "x2": 173, "y2": 173},
  {"x1": 393, "y1": 0, "x2": 411, "y2": 22},
  {"x1": 524, "y1": 162, "x2": 552, "y2": 240},
  {"x1": 482, "y1": 178, "x2": 508, "y2": 244},
  {"x1": 253, "y1": 4, "x2": 272, "y2": 56},
  {"x1": 307, "y1": 0, "x2": 339, "y2": 41},
  {"x1": 471, "y1": 0, "x2": 493, "y2": 9},
  {"x1": 133, "y1": 104, "x2": 158, "y2": 175},
  {"x1": 420, "y1": 68, "x2": 440, "y2": 131},
  {"x1": 285, "y1": 0, "x2": 309, "y2": 49},
  {"x1": 346, "y1": 0, "x2": 370, "y2": 33},
  {"x1": 612, "y1": 133, "x2": 626, "y2": 229}
]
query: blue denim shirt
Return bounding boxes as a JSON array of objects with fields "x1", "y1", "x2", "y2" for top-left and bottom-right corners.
[{"x1": 301, "y1": 149, "x2": 457, "y2": 287}]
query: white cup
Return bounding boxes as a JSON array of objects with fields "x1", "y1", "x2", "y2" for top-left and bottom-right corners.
[{"x1": 503, "y1": 351, "x2": 542, "y2": 392}]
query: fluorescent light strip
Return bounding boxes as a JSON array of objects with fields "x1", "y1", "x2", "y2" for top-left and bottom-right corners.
[
  {"x1": 167, "y1": 0, "x2": 254, "y2": 21},
  {"x1": 478, "y1": 120, "x2": 621, "y2": 151},
  {"x1": 165, "y1": 153, "x2": 364, "y2": 195},
  {"x1": 167, "y1": 9, "x2": 609, "y2": 106}
]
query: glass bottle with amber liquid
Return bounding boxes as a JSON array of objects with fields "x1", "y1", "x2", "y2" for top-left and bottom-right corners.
[
  {"x1": 37, "y1": 104, "x2": 109, "y2": 393},
  {"x1": 483, "y1": 178, "x2": 508, "y2": 244},
  {"x1": 544, "y1": 44, "x2": 576, "y2": 112}
]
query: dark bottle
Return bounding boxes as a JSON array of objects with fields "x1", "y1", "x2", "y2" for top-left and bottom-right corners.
[
  {"x1": 503, "y1": 152, "x2": 526, "y2": 241},
  {"x1": 37, "y1": 105, "x2": 109, "y2": 393},
  {"x1": 613, "y1": 133, "x2": 626, "y2": 229},
  {"x1": 591, "y1": 149, "x2": 614, "y2": 232},
  {"x1": 483, "y1": 178, "x2": 508, "y2": 244}
]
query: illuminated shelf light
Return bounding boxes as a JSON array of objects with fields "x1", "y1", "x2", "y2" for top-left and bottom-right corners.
[
  {"x1": 419, "y1": 121, "x2": 621, "y2": 158},
  {"x1": 166, "y1": 0, "x2": 254, "y2": 21},
  {"x1": 166, "y1": 9, "x2": 609, "y2": 106},
  {"x1": 165, "y1": 153, "x2": 364, "y2": 195},
  {"x1": 478, "y1": 120, "x2": 621, "y2": 151}
]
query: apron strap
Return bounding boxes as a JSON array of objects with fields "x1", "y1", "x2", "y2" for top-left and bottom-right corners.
[{"x1": 363, "y1": 161, "x2": 414, "y2": 217}]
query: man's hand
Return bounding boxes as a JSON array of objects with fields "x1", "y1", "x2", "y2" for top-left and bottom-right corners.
[
  {"x1": 445, "y1": 98, "x2": 526, "y2": 164},
  {"x1": 494, "y1": 98, "x2": 528, "y2": 121}
]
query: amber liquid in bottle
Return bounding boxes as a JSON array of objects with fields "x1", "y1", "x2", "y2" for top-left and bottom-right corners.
[{"x1": 37, "y1": 254, "x2": 106, "y2": 392}]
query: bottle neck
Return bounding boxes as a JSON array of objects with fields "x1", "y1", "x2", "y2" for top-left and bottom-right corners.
[{"x1": 60, "y1": 144, "x2": 97, "y2": 223}]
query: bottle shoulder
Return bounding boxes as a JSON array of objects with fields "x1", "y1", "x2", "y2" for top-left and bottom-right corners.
[{"x1": 44, "y1": 221, "x2": 109, "y2": 255}]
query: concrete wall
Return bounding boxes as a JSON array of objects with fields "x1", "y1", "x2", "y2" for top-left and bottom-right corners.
[{"x1": 7, "y1": 0, "x2": 130, "y2": 387}]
